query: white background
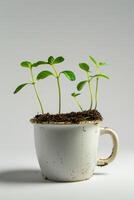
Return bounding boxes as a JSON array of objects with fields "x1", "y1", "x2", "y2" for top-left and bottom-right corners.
[{"x1": 0, "y1": 0, "x2": 134, "y2": 199}]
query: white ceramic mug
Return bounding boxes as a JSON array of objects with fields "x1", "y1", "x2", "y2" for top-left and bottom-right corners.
[{"x1": 33, "y1": 121, "x2": 119, "y2": 182}]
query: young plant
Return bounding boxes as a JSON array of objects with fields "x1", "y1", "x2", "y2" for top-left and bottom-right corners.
[
  {"x1": 14, "y1": 61, "x2": 45, "y2": 114},
  {"x1": 71, "y1": 92, "x2": 83, "y2": 111},
  {"x1": 89, "y1": 56, "x2": 109, "y2": 109},
  {"x1": 77, "y1": 63, "x2": 93, "y2": 110},
  {"x1": 36, "y1": 56, "x2": 76, "y2": 114}
]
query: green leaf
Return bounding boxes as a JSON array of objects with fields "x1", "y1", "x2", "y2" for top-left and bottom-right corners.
[
  {"x1": 14, "y1": 83, "x2": 30, "y2": 94},
  {"x1": 93, "y1": 73, "x2": 109, "y2": 79},
  {"x1": 37, "y1": 70, "x2": 54, "y2": 80},
  {"x1": 48, "y1": 56, "x2": 54, "y2": 65},
  {"x1": 60, "y1": 70, "x2": 76, "y2": 81},
  {"x1": 99, "y1": 62, "x2": 108, "y2": 66},
  {"x1": 79, "y1": 63, "x2": 89, "y2": 72},
  {"x1": 77, "y1": 80, "x2": 87, "y2": 91},
  {"x1": 20, "y1": 61, "x2": 32, "y2": 68},
  {"x1": 89, "y1": 56, "x2": 98, "y2": 66},
  {"x1": 53, "y1": 56, "x2": 64, "y2": 64},
  {"x1": 71, "y1": 92, "x2": 81, "y2": 97},
  {"x1": 32, "y1": 61, "x2": 48, "y2": 67}
]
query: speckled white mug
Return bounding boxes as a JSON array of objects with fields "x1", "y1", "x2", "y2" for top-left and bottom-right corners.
[{"x1": 33, "y1": 121, "x2": 119, "y2": 182}]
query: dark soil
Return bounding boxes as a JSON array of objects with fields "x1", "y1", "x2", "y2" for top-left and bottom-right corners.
[{"x1": 30, "y1": 109, "x2": 103, "y2": 124}]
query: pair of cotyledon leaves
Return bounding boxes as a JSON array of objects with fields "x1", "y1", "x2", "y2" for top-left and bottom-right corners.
[
  {"x1": 14, "y1": 56, "x2": 76, "y2": 94},
  {"x1": 20, "y1": 56, "x2": 64, "y2": 68}
]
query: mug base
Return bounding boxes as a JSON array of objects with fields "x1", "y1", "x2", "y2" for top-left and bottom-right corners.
[{"x1": 41, "y1": 173, "x2": 93, "y2": 182}]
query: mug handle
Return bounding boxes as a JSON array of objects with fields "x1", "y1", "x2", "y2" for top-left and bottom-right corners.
[{"x1": 97, "y1": 127, "x2": 119, "y2": 167}]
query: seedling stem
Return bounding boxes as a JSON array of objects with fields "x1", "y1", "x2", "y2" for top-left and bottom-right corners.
[
  {"x1": 51, "y1": 64, "x2": 61, "y2": 114},
  {"x1": 30, "y1": 68, "x2": 44, "y2": 114}
]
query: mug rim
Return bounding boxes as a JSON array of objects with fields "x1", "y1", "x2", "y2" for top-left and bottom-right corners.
[{"x1": 30, "y1": 119, "x2": 101, "y2": 126}]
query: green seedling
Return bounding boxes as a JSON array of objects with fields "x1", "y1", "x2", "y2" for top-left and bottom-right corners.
[
  {"x1": 89, "y1": 56, "x2": 109, "y2": 109},
  {"x1": 77, "y1": 63, "x2": 93, "y2": 110},
  {"x1": 36, "y1": 56, "x2": 76, "y2": 114},
  {"x1": 14, "y1": 61, "x2": 45, "y2": 114},
  {"x1": 71, "y1": 92, "x2": 83, "y2": 111},
  {"x1": 14, "y1": 55, "x2": 109, "y2": 114}
]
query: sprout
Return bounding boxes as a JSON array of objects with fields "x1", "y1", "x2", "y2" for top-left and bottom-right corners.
[
  {"x1": 37, "y1": 56, "x2": 76, "y2": 114},
  {"x1": 77, "y1": 63, "x2": 93, "y2": 110},
  {"x1": 89, "y1": 56, "x2": 109, "y2": 109},
  {"x1": 71, "y1": 92, "x2": 83, "y2": 111},
  {"x1": 14, "y1": 61, "x2": 45, "y2": 114},
  {"x1": 75, "y1": 56, "x2": 109, "y2": 110}
]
